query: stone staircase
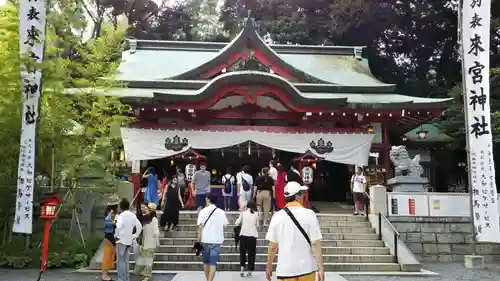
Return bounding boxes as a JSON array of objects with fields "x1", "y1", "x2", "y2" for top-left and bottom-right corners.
[{"x1": 131, "y1": 211, "x2": 401, "y2": 272}]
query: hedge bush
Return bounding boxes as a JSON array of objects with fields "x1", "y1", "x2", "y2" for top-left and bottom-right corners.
[{"x1": 0, "y1": 232, "x2": 102, "y2": 269}]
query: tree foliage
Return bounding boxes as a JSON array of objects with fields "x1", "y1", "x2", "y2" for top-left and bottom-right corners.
[
  {"x1": 0, "y1": 3, "x2": 131, "y2": 193},
  {"x1": 438, "y1": 69, "x2": 500, "y2": 148}
]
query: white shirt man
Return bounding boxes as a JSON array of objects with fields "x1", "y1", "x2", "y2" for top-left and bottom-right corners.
[
  {"x1": 197, "y1": 203, "x2": 229, "y2": 244},
  {"x1": 236, "y1": 166, "x2": 254, "y2": 209},
  {"x1": 114, "y1": 200, "x2": 143, "y2": 281},
  {"x1": 115, "y1": 210, "x2": 142, "y2": 246},
  {"x1": 350, "y1": 166, "x2": 367, "y2": 215},
  {"x1": 265, "y1": 182, "x2": 324, "y2": 281},
  {"x1": 269, "y1": 162, "x2": 278, "y2": 181},
  {"x1": 197, "y1": 195, "x2": 229, "y2": 281}
]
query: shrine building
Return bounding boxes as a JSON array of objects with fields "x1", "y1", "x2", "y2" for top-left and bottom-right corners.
[{"x1": 110, "y1": 15, "x2": 451, "y2": 205}]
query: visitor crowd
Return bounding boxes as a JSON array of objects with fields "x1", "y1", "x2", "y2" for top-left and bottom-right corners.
[{"x1": 98, "y1": 160, "x2": 368, "y2": 281}]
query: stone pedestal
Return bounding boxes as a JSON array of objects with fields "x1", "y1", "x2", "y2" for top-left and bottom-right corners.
[
  {"x1": 117, "y1": 180, "x2": 134, "y2": 203},
  {"x1": 369, "y1": 185, "x2": 387, "y2": 216},
  {"x1": 387, "y1": 176, "x2": 428, "y2": 192},
  {"x1": 464, "y1": 255, "x2": 484, "y2": 269}
]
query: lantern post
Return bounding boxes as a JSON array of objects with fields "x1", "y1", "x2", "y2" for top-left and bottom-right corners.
[
  {"x1": 39, "y1": 193, "x2": 62, "y2": 274},
  {"x1": 294, "y1": 151, "x2": 323, "y2": 209}
]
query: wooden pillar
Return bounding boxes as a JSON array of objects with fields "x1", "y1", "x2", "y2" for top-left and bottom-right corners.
[
  {"x1": 131, "y1": 160, "x2": 141, "y2": 208},
  {"x1": 131, "y1": 174, "x2": 141, "y2": 207},
  {"x1": 383, "y1": 125, "x2": 391, "y2": 183}
]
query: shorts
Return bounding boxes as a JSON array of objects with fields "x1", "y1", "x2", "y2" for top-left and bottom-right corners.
[
  {"x1": 201, "y1": 243, "x2": 221, "y2": 265},
  {"x1": 278, "y1": 272, "x2": 315, "y2": 281},
  {"x1": 196, "y1": 194, "x2": 207, "y2": 207},
  {"x1": 352, "y1": 192, "x2": 364, "y2": 203}
]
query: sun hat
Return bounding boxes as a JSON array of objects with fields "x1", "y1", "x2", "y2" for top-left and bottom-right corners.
[{"x1": 148, "y1": 203, "x2": 157, "y2": 210}]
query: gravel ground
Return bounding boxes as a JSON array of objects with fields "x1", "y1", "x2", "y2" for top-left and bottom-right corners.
[
  {"x1": 345, "y1": 262, "x2": 500, "y2": 281},
  {"x1": 3, "y1": 263, "x2": 500, "y2": 281},
  {"x1": 0, "y1": 269, "x2": 176, "y2": 281}
]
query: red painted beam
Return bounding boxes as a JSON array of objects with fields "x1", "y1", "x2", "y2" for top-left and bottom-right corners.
[
  {"x1": 132, "y1": 103, "x2": 444, "y2": 117},
  {"x1": 132, "y1": 122, "x2": 368, "y2": 134}
]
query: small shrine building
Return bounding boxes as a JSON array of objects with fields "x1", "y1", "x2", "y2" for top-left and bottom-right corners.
[{"x1": 111, "y1": 15, "x2": 451, "y2": 204}]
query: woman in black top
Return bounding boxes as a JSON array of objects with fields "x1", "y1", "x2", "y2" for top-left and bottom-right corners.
[
  {"x1": 162, "y1": 177, "x2": 184, "y2": 231},
  {"x1": 255, "y1": 167, "x2": 274, "y2": 226}
]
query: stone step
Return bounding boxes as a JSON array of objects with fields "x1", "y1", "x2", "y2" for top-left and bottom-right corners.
[
  {"x1": 158, "y1": 238, "x2": 385, "y2": 247},
  {"x1": 174, "y1": 212, "x2": 367, "y2": 222},
  {"x1": 130, "y1": 261, "x2": 401, "y2": 272},
  {"x1": 135, "y1": 253, "x2": 395, "y2": 263},
  {"x1": 164, "y1": 225, "x2": 374, "y2": 234},
  {"x1": 176, "y1": 220, "x2": 371, "y2": 228},
  {"x1": 157, "y1": 245, "x2": 391, "y2": 255},
  {"x1": 164, "y1": 231, "x2": 379, "y2": 240}
]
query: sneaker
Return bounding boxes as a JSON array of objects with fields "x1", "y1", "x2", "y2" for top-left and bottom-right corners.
[
  {"x1": 359, "y1": 213, "x2": 365, "y2": 216},
  {"x1": 246, "y1": 272, "x2": 252, "y2": 278},
  {"x1": 240, "y1": 267, "x2": 245, "y2": 277},
  {"x1": 353, "y1": 212, "x2": 359, "y2": 216}
]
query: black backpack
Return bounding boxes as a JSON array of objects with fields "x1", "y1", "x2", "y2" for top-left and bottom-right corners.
[
  {"x1": 224, "y1": 175, "x2": 233, "y2": 194},
  {"x1": 242, "y1": 177, "x2": 251, "y2": 191}
]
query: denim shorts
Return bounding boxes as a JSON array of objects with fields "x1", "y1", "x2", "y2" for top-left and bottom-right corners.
[
  {"x1": 196, "y1": 194, "x2": 207, "y2": 207},
  {"x1": 201, "y1": 243, "x2": 222, "y2": 265}
]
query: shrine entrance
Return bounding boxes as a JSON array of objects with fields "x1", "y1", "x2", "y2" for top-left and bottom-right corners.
[{"x1": 309, "y1": 161, "x2": 350, "y2": 202}]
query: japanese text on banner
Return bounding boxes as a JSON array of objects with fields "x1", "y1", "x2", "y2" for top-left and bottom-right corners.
[
  {"x1": 13, "y1": 0, "x2": 47, "y2": 234},
  {"x1": 462, "y1": 0, "x2": 500, "y2": 242}
]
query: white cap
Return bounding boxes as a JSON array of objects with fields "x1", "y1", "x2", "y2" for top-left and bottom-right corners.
[{"x1": 284, "y1": 181, "x2": 308, "y2": 197}]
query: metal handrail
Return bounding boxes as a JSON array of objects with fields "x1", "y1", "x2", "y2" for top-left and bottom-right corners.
[
  {"x1": 380, "y1": 212, "x2": 400, "y2": 235},
  {"x1": 363, "y1": 191, "x2": 399, "y2": 263}
]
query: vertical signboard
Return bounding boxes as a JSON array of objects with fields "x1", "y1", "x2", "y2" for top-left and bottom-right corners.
[
  {"x1": 461, "y1": 0, "x2": 500, "y2": 242},
  {"x1": 13, "y1": 0, "x2": 47, "y2": 234},
  {"x1": 408, "y1": 198, "x2": 416, "y2": 215}
]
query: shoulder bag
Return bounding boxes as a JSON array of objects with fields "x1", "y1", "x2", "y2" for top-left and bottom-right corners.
[
  {"x1": 283, "y1": 207, "x2": 311, "y2": 246},
  {"x1": 193, "y1": 207, "x2": 218, "y2": 255}
]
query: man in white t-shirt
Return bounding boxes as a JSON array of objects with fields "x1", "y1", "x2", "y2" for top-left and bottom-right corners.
[
  {"x1": 197, "y1": 193, "x2": 229, "y2": 281},
  {"x1": 265, "y1": 182, "x2": 324, "y2": 281},
  {"x1": 236, "y1": 165, "x2": 254, "y2": 210},
  {"x1": 269, "y1": 160, "x2": 278, "y2": 181},
  {"x1": 350, "y1": 165, "x2": 367, "y2": 216}
]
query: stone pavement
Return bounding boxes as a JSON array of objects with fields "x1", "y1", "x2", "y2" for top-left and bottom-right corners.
[
  {"x1": 171, "y1": 271, "x2": 347, "y2": 281},
  {"x1": 0, "y1": 269, "x2": 176, "y2": 281},
  {"x1": 345, "y1": 262, "x2": 500, "y2": 281},
  {"x1": 3, "y1": 262, "x2": 500, "y2": 281}
]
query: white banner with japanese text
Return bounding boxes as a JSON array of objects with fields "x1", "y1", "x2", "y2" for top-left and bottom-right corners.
[
  {"x1": 13, "y1": 0, "x2": 47, "y2": 234},
  {"x1": 462, "y1": 0, "x2": 500, "y2": 242}
]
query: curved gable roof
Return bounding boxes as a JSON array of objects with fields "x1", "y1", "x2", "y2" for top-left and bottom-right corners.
[
  {"x1": 165, "y1": 17, "x2": 389, "y2": 88},
  {"x1": 153, "y1": 71, "x2": 347, "y2": 108},
  {"x1": 168, "y1": 17, "x2": 325, "y2": 82}
]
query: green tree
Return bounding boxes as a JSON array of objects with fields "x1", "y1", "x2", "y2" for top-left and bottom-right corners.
[
  {"x1": 438, "y1": 68, "x2": 500, "y2": 148},
  {"x1": 0, "y1": 2, "x2": 131, "y2": 224}
]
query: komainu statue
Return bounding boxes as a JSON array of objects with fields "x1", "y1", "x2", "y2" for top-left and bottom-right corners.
[{"x1": 389, "y1": 145, "x2": 423, "y2": 177}]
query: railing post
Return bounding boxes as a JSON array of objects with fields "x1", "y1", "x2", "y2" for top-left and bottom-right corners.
[
  {"x1": 394, "y1": 232, "x2": 399, "y2": 263},
  {"x1": 364, "y1": 194, "x2": 369, "y2": 220},
  {"x1": 378, "y1": 212, "x2": 382, "y2": 240}
]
